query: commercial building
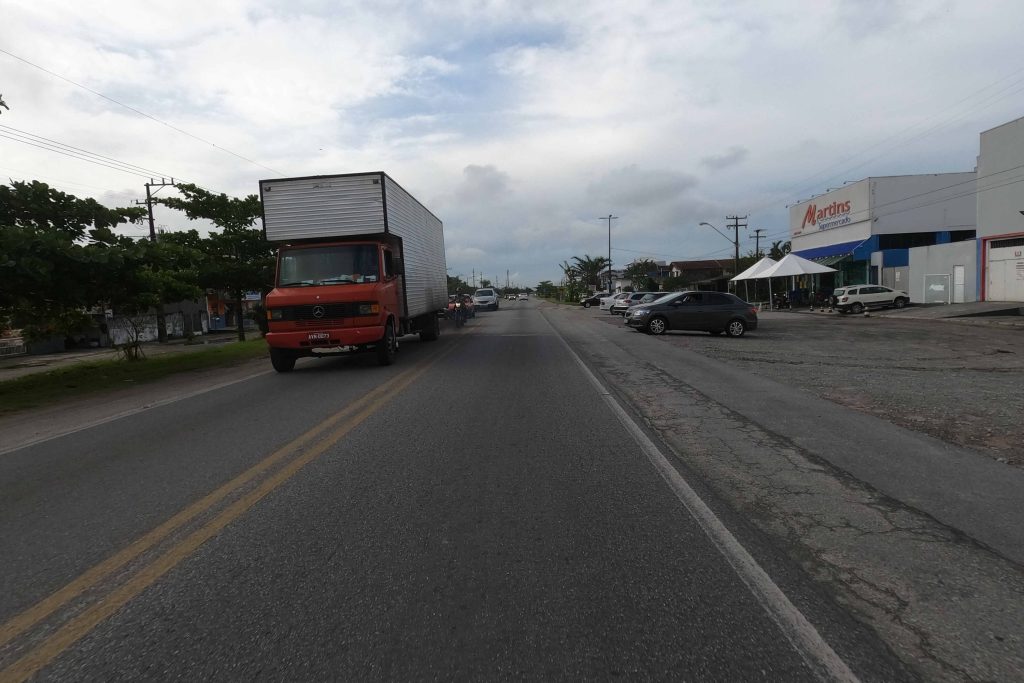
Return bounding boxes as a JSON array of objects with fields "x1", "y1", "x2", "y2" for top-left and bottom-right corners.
[
  {"x1": 976, "y1": 116, "x2": 1024, "y2": 302},
  {"x1": 789, "y1": 174, "x2": 976, "y2": 298},
  {"x1": 788, "y1": 114, "x2": 1024, "y2": 304}
]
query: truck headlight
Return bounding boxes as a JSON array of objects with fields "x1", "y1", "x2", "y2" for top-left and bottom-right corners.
[
  {"x1": 267, "y1": 309, "x2": 284, "y2": 320},
  {"x1": 358, "y1": 303, "x2": 381, "y2": 315}
]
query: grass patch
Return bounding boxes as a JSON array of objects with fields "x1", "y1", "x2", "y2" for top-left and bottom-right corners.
[{"x1": 0, "y1": 339, "x2": 269, "y2": 417}]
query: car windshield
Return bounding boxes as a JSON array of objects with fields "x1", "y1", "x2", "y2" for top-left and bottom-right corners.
[
  {"x1": 650, "y1": 293, "x2": 679, "y2": 305},
  {"x1": 475, "y1": 290, "x2": 494, "y2": 297},
  {"x1": 278, "y1": 244, "x2": 379, "y2": 287}
]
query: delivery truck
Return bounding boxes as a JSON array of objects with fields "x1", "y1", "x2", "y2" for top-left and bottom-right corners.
[{"x1": 260, "y1": 172, "x2": 447, "y2": 372}]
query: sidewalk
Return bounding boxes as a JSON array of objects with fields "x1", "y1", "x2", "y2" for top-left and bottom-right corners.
[{"x1": 0, "y1": 330, "x2": 255, "y2": 383}]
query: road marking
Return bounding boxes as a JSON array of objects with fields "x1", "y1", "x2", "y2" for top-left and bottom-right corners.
[
  {"x1": 0, "y1": 347, "x2": 451, "y2": 680},
  {"x1": 0, "y1": 369, "x2": 274, "y2": 457},
  {"x1": 540, "y1": 310, "x2": 859, "y2": 683}
]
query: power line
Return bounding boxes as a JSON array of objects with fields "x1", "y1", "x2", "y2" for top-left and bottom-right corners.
[
  {"x1": 0, "y1": 123, "x2": 179, "y2": 178},
  {"x1": 746, "y1": 65, "x2": 1024, "y2": 217},
  {"x1": 0, "y1": 131, "x2": 154, "y2": 179},
  {"x1": 0, "y1": 47, "x2": 286, "y2": 176}
]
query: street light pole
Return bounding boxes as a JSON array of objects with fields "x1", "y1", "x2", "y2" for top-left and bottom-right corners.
[{"x1": 599, "y1": 214, "x2": 618, "y2": 293}]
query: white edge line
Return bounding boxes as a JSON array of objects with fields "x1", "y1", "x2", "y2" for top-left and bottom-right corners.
[
  {"x1": 0, "y1": 370, "x2": 273, "y2": 457},
  {"x1": 543, "y1": 311, "x2": 859, "y2": 683}
]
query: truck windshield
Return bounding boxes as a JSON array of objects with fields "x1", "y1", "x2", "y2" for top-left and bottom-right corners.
[{"x1": 278, "y1": 244, "x2": 380, "y2": 287}]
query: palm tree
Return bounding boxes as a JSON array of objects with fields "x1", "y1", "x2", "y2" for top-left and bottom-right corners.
[
  {"x1": 769, "y1": 240, "x2": 791, "y2": 260},
  {"x1": 624, "y1": 259, "x2": 657, "y2": 289},
  {"x1": 572, "y1": 254, "x2": 611, "y2": 291}
]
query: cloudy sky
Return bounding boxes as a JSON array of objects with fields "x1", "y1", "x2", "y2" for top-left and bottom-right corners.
[{"x1": 2, "y1": 0, "x2": 1023, "y2": 287}]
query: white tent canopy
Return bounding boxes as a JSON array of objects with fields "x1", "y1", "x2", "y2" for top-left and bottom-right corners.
[
  {"x1": 758, "y1": 253, "x2": 837, "y2": 278},
  {"x1": 730, "y1": 257, "x2": 777, "y2": 281}
]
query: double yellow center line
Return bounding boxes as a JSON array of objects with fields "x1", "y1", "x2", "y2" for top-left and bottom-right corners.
[{"x1": 0, "y1": 346, "x2": 451, "y2": 682}]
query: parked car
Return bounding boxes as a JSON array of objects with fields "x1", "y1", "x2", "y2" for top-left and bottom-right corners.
[
  {"x1": 833, "y1": 285, "x2": 909, "y2": 314},
  {"x1": 625, "y1": 290, "x2": 758, "y2": 337},
  {"x1": 473, "y1": 288, "x2": 499, "y2": 311},
  {"x1": 599, "y1": 292, "x2": 630, "y2": 311},
  {"x1": 611, "y1": 292, "x2": 660, "y2": 315},
  {"x1": 580, "y1": 292, "x2": 611, "y2": 308}
]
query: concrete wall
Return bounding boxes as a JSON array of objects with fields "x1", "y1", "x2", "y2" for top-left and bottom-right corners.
[
  {"x1": 977, "y1": 116, "x2": 1024, "y2": 240},
  {"x1": 907, "y1": 241, "x2": 977, "y2": 304},
  {"x1": 872, "y1": 173, "x2": 976, "y2": 234}
]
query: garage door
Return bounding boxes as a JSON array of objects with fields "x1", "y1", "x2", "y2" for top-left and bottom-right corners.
[{"x1": 987, "y1": 237, "x2": 1024, "y2": 302}]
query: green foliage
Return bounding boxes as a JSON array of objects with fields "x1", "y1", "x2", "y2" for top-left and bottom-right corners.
[
  {"x1": 158, "y1": 184, "x2": 273, "y2": 341},
  {"x1": 0, "y1": 180, "x2": 153, "y2": 340},
  {"x1": 769, "y1": 240, "x2": 792, "y2": 260},
  {"x1": 572, "y1": 254, "x2": 611, "y2": 289},
  {"x1": 447, "y1": 274, "x2": 471, "y2": 294},
  {"x1": 624, "y1": 259, "x2": 657, "y2": 289},
  {"x1": 535, "y1": 280, "x2": 556, "y2": 297}
]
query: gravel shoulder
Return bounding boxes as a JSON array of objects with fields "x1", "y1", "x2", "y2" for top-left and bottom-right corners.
[{"x1": 594, "y1": 309, "x2": 1024, "y2": 466}]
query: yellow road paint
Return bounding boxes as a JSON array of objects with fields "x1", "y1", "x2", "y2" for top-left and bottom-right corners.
[{"x1": 0, "y1": 348, "x2": 448, "y2": 682}]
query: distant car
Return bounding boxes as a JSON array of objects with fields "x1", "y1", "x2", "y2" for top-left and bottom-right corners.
[
  {"x1": 833, "y1": 285, "x2": 909, "y2": 314},
  {"x1": 625, "y1": 290, "x2": 758, "y2": 337},
  {"x1": 518, "y1": 293, "x2": 528, "y2": 300},
  {"x1": 600, "y1": 292, "x2": 630, "y2": 311},
  {"x1": 473, "y1": 288, "x2": 499, "y2": 311},
  {"x1": 611, "y1": 292, "x2": 659, "y2": 316},
  {"x1": 580, "y1": 292, "x2": 610, "y2": 308}
]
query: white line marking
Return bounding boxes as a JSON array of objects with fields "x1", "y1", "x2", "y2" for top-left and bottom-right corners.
[
  {"x1": 0, "y1": 370, "x2": 272, "y2": 456},
  {"x1": 542, "y1": 311, "x2": 859, "y2": 683}
]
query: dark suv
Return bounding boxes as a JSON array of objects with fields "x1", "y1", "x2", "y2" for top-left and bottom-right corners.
[{"x1": 624, "y1": 290, "x2": 758, "y2": 337}]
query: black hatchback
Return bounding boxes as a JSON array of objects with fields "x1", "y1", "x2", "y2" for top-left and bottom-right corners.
[{"x1": 624, "y1": 290, "x2": 758, "y2": 337}]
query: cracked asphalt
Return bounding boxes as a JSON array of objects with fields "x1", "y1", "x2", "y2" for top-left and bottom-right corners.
[
  {"x1": 549, "y1": 303, "x2": 1024, "y2": 682},
  {"x1": 598, "y1": 308, "x2": 1024, "y2": 467}
]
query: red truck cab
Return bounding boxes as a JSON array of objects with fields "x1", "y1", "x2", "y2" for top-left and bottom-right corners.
[{"x1": 264, "y1": 239, "x2": 410, "y2": 371}]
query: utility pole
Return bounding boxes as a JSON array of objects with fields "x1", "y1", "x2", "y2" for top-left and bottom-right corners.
[
  {"x1": 725, "y1": 215, "x2": 747, "y2": 278},
  {"x1": 750, "y1": 228, "x2": 765, "y2": 259},
  {"x1": 599, "y1": 215, "x2": 618, "y2": 292},
  {"x1": 506, "y1": 269, "x2": 510, "y2": 290},
  {"x1": 135, "y1": 178, "x2": 176, "y2": 342}
]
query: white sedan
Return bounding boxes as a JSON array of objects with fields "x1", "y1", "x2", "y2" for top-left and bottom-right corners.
[{"x1": 599, "y1": 292, "x2": 630, "y2": 311}]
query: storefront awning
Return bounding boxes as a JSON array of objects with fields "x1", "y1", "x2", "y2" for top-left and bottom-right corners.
[
  {"x1": 817, "y1": 254, "x2": 852, "y2": 267},
  {"x1": 792, "y1": 239, "x2": 867, "y2": 262}
]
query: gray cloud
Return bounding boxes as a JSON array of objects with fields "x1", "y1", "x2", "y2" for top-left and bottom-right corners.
[
  {"x1": 586, "y1": 165, "x2": 699, "y2": 210},
  {"x1": 454, "y1": 164, "x2": 512, "y2": 203},
  {"x1": 700, "y1": 146, "x2": 749, "y2": 172}
]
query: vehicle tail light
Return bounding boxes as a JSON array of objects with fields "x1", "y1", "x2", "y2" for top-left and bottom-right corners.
[{"x1": 749, "y1": 307, "x2": 758, "y2": 316}]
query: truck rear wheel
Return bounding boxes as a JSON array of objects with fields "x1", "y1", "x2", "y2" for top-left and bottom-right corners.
[
  {"x1": 270, "y1": 348, "x2": 296, "y2": 373},
  {"x1": 377, "y1": 320, "x2": 397, "y2": 366},
  {"x1": 419, "y1": 314, "x2": 440, "y2": 342}
]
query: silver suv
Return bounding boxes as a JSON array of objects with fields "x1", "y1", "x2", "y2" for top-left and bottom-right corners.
[
  {"x1": 611, "y1": 291, "x2": 660, "y2": 316},
  {"x1": 834, "y1": 285, "x2": 909, "y2": 314},
  {"x1": 473, "y1": 288, "x2": 499, "y2": 311}
]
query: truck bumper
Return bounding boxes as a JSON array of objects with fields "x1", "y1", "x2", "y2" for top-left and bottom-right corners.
[{"x1": 266, "y1": 326, "x2": 386, "y2": 352}]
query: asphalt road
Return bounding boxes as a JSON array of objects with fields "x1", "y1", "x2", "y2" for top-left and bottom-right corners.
[{"x1": 0, "y1": 302, "x2": 911, "y2": 681}]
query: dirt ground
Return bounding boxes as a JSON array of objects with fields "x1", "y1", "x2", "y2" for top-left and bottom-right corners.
[{"x1": 595, "y1": 309, "x2": 1024, "y2": 466}]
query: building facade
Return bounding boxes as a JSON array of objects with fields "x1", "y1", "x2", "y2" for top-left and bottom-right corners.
[
  {"x1": 789, "y1": 174, "x2": 977, "y2": 300},
  {"x1": 977, "y1": 116, "x2": 1024, "y2": 302}
]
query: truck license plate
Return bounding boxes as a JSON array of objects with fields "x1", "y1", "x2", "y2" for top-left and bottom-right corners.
[{"x1": 307, "y1": 332, "x2": 330, "y2": 341}]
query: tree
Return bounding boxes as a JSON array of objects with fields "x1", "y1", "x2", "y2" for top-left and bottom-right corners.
[
  {"x1": 0, "y1": 93, "x2": 9, "y2": 114},
  {"x1": 0, "y1": 180, "x2": 148, "y2": 341},
  {"x1": 623, "y1": 259, "x2": 657, "y2": 290},
  {"x1": 158, "y1": 184, "x2": 272, "y2": 342},
  {"x1": 447, "y1": 274, "x2": 471, "y2": 294},
  {"x1": 479, "y1": 278, "x2": 492, "y2": 289},
  {"x1": 559, "y1": 260, "x2": 584, "y2": 301},
  {"x1": 769, "y1": 240, "x2": 791, "y2": 260},
  {"x1": 535, "y1": 280, "x2": 556, "y2": 298},
  {"x1": 571, "y1": 254, "x2": 611, "y2": 291}
]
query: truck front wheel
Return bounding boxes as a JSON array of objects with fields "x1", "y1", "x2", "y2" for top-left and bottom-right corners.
[
  {"x1": 377, "y1": 320, "x2": 397, "y2": 366},
  {"x1": 270, "y1": 348, "x2": 296, "y2": 373}
]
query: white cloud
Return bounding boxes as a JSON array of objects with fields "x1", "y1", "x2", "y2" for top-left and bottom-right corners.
[{"x1": 2, "y1": 0, "x2": 1023, "y2": 286}]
